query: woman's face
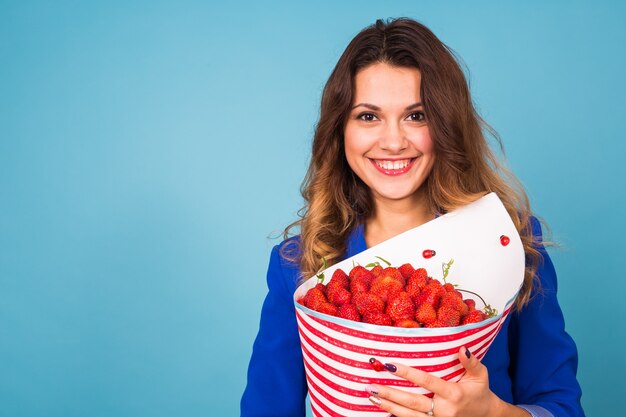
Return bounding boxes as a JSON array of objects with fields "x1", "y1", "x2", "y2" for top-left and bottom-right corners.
[{"x1": 344, "y1": 62, "x2": 435, "y2": 207}]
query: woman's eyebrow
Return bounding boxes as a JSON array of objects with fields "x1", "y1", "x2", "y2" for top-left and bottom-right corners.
[{"x1": 351, "y1": 102, "x2": 423, "y2": 110}]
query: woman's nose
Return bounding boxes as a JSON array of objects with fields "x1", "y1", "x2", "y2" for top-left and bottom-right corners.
[{"x1": 379, "y1": 122, "x2": 407, "y2": 152}]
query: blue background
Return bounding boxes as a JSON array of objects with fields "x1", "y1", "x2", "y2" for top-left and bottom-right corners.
[{"x1": 1, "y1": 1, "x2": 624, "y2": 416}]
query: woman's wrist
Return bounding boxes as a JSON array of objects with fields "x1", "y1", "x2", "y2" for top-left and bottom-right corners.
[{"x1": 489, "y1": 393, "x2": 532, "y2": 417}]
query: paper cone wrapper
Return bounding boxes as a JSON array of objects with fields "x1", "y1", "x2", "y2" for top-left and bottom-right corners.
[{"x1": 293, "y1": 193, "x2": 525, "y2": 417}]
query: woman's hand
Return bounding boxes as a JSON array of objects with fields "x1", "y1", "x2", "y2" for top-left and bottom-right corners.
[{"x1": 365, "y1": 347, "x2": 531, "y2": 417}]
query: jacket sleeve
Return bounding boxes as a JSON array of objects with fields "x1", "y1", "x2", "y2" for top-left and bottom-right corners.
[
  {"x1": 240, "y1": 244, "x2": 308, "y2": 417},
  {"x1": 508, "y1": 218, "x2": 585, "y2": 417}
]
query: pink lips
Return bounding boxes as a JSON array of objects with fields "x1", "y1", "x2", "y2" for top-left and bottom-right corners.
[{"x1": 369, "y1": 158, "x2": 416, "y2": 176}]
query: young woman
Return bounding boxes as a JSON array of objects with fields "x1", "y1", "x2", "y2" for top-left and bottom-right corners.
[{"x1": 241, "y1": 18, "x2": 585, "y2": 417}]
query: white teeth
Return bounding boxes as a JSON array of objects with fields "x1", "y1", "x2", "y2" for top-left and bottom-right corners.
[{"x1": 376, "y1": 159, "x2": 410, "y2": 170}]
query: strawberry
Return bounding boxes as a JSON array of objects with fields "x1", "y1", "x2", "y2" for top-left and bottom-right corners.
[
  {"x1": 381, "y1": 267, "x2": 405, "y2": 285},
  {"x1": 350, "y1": 268, "x2": 374, "y2": 293},
  {"x1": 303, "y1": 286, "x2": 327, "y2": 310},
  {"x1": 461, "y1": 309, "x2": 486, "y2": 325},
  {"x1": 440, "y1": 292, "x2": 469, "y2": 316},
  {"x1": 427, "y1": 278, "x2": 443, "y2": 289},
  {"x1": 363, "y1": 311, "x2": 393, "y2": 326},
  {"x1": 406, "y1": 268, "x2": 428, "y2": 297},
  {"x1": 398, "y1": 263, "x2": 415, "y2": 280},
  {"x1": 330, "y1": 268, "x2": 350, "y2": 288},
  {"x1": 353, "y1": 292, "x2": 385, "y2": 316},
  {"x1": 370, "y1": 268, "x2": 404, "y2": 302},
  {"x1": 370, "y1": 279, "x2": 403, "y2": 302},
  {"x1": 325, "y1": 278, "x2": 343, "y2": 294},
  {"x1": 314, "y1": 282, "x2": 327, "y2": 296},
  {"x1": 443, "y1": 283, "x2": 456, "y2": 293},
  {"x1": 437, "y1": 305, "x2": 461, "y2": 327},
  {"x1": 414, "y1": 286, "x2": 444, "y2": 309},
  {"x1": 328, "y1": 285, "x2": 352, "y2": 307},
  {"x1": 386, "y1": 292, "x2": 415, "y2": 322},
  {"x1": 395, "y1": 319, "x2": 420, "y2": 328},
  {"x1": 415, "y1": 303, "x2": 437, "y2": 326},
  {"x1": 349, "y1": 265, "x2": 371, "y2": 281},
  {"x1": 464, "y1": 299, "x2": 476, "y2": 312},
  {"x1": 370, "y1": 265, "x2": 384, "y2": 277},
  {"x1": 316, "y1": 302, "x2": 339, "y2": 317},
  {"x1": 338, "y1": 304, "x2": 361, "y2": 322}
]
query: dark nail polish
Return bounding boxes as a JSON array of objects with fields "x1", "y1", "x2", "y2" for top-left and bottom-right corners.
[
  {"x1": 384, "y1": 363, "x2": 397, "y2": 372},
  {"x1": 465, "y1": 348, "x2": 471, "y2": 359}
]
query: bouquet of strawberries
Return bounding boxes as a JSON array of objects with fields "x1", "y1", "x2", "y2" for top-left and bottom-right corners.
[{"x1": 292, "y1": 193, "x2": 526, "y2": 417}]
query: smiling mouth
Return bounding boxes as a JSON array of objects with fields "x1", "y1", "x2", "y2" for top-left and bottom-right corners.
[{"x1": 370, "y1": 158, "x2": 417, "y2": 176}]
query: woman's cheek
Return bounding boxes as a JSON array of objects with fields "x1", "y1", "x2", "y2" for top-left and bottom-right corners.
[{"x1": 411, "y1": 130, "x2": 434, "y2": 153}]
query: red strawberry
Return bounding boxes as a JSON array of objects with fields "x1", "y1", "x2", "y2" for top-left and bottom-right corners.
[
  {"x1": 316, "y1": 302, "x2": 339, "y2": 317},
  {"x1": 349, "y1": 267, "x2": 374, "y2": 293},
  {"x1": 440, "y1": 292, "x2": 469, "y2": 316},
  {"x1": 370, "y1": 265, "x2": 384, "y2": 277},
  {"x1": 386, "y1": 292, "x2": 415, "y2": 322},
  {"x1": 353, "y1": 292, "x2": 385, "y2": 316},
  {"x1": 370, "y1": 268, "x2": 404, "y2": 302},
  {"x1": 314, "y1": 282, "x2": 327, "y2": 296},
  {"x1": 437, "y1": 305, "x2": 461, "y2": 327},
  {"x1": 363, "y1": 311, "x2": 393, "y2": 326},
  {"x1": 325, "y1": 278, "x2": 343, "y2": 294},
  {"x1": 464, "y1": 299, "x2": 477, "y2": 312},
  {"x1": 369, "y1": 357, "x2": 385, "y2": 372},
  {"x1": 381, "y1": 267, "x2": 405, "y2": 284},
  {"x1": 328, "y1": 286, "x2": 352, "y2": 307},
  {"x1": 398, "y1": 263, "x2": 415, "y2": 280},
  {"x1": 338, "y1": 304, "x2": 361, "y2": 322},
  {"x1": 395, "y1": 319, "x2": 420, "y2": 328},
  {"x1": 414, "y1": 286, "x2": 444, "y2": 309},
  {"x1": 349, "y1": 265, "x2": 371, "y2": 281},
  {"x1": 427, "y1": 278, "x2": 443, "y2": 289},
  {"x1": 406, "y1": 268, "x2": 428, "y2": 297},
  {"x1": 415, "y1": 303, "x2": 437, "y2": 326},
  {"x1": 330, "y1": 268, "x2": 349, "y2": 288},
  {"x1": 443, "y1": 283, "x2": 456, "y2": 293},
  {"x1": 303, "y1": 286, "x2": 327, "y2": 310},
  {"x1": 461, "y1": 309, "x2": 486, "y2": 325}
]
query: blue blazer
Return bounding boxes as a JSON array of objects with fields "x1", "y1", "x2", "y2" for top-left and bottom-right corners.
[{"x1": 241, "y1": 219, "x2": 585, "y2": 417}]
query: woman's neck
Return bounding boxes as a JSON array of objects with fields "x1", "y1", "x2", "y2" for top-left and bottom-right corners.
[{"x1": 364, "y1": 194, "x2": 434, "y2": 248}]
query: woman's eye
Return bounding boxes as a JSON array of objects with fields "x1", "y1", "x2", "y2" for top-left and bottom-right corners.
[
  {"x1": 408, "y1": 111, "x2": 426, "y2": 122},
  {"x1": 357, "y1": 112, "x2": 377, "y2": 122}
]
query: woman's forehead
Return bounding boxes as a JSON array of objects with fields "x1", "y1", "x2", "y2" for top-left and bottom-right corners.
[{"x1": 353, "y1": 63, "x2": 422, "y2": 106}]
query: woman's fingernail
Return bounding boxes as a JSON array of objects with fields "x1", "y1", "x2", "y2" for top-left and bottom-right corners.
[
  {"x1": 465, "y1": 348, "x2": 471, "y2": 359},
  {"x1": 364, "y1": 384, "x2": 378, "y2": 395},
  {"x1": 368, "y1": 395, "x2": 382, "y2": 406},
  {"x1": 384, "y1": 363, "x2": 397, "y2": 372}
]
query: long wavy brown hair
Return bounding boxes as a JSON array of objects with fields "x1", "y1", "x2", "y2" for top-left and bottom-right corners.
[{"x1": 283, "y1": 17, "x2": 541, "y2": 308}]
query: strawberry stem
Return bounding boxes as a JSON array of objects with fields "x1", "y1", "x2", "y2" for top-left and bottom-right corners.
[
  {"x1": 316, "y1": 256, "x2": 327, "y2": 283},
  {"x1": 456, "y1": 288, "x2": 487, "y2": 306},
  {"x1": 374, "y1": 256, "x2": 391, "y2": 266},
  {"x1": 456, "y1": 288, "x2": 498, "y2": 317},
  {"x1": 441, "y1": 259, "x2": 454, "y2": 283}
]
